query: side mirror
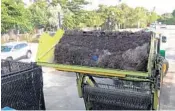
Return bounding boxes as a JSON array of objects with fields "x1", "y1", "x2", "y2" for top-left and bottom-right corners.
[{"x1": 162, "y1": 36, "x2": 167, "y2": 43}]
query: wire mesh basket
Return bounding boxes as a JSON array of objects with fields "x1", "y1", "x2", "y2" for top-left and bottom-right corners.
[{"x1": 1, "y1": 60, "x2": 45, "y2": 110}]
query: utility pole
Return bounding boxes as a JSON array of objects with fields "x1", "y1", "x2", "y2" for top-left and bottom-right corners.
[{"x1": 58, "y1": 12, "x2": 61, "y2": 29}]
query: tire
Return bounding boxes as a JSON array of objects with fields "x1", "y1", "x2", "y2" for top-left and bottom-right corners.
[
  {"x1": 6, "y1": 57, "x2": 13, "y2": 61},
  {"x1": 162, "y1": 59, "x2": 169, "y2": 77},
  {"x1": 26, "y1": 50, "x2": 32, "y2": 59}
]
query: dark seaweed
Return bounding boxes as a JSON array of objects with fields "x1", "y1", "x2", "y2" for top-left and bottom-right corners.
[{"x1": 54, "y1": 30, "x2": 152, "y2": 72}]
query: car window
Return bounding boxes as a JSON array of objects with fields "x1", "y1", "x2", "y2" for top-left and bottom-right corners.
[
  {"x1": 1, "y1": 46, "x2": 13, "y2": 52},
  {"x1": 14, "y1": 44, "x2": 21, "y2": 49},
  {"x1": 19, "y1": 44, "x2": 24, "y2": 48},
  {"x1": 21, "y1": 43, "x2": 27, "y2": 48},
  {"x1": 14, "y1": 43, "x2": 28, "y2": 50},
  {"x1": 22, "y1": 43, "x2": 28, "y2": 47}
]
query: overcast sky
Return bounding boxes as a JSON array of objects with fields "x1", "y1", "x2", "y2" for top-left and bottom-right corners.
[{"x1": 84, "y1": 0, "x2": 175, "y2": 15}]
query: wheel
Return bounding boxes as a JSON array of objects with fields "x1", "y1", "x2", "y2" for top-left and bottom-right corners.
[
  {"x1": 26, "y1": 50, "x2": 32, "y2": 59},
  {"x1": 6, "y1": 57, "x2": 13, "y2": 61},
  {"x1": 162, "y1": 59, "x2": 169, "y2": 77}
]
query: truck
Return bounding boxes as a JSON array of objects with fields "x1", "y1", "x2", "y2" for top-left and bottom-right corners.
[{"x1": 36, "y1": 29, "x2": 169, "y2": 110}]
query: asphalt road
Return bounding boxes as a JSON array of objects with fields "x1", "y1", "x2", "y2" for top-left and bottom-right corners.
[{"x1": 20, "y1": 29, "x2": 175, "y2": 110}]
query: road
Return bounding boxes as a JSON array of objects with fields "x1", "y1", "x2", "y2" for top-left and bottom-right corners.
[
  {"x1": 160, "y1": 29, "x2": 175, "y2": 109},
  {"x1": 20, "y1": 29, "x2": 175, "y2": 110}
]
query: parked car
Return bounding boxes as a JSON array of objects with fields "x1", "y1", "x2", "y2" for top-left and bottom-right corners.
[
  {"x1": 1, "y1": 41, "x2": 32, "y2": 60},
  {"x1": 160, "y1": 24, "x2": 167, "y2": 29}
]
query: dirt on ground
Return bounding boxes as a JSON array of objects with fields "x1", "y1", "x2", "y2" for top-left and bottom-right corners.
[{"x1": 54, "y1": 30, "x2": 152, "y2": 72}]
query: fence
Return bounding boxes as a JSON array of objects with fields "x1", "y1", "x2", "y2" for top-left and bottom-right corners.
[{"x1": 1, "y1": 60, "x2": 45, "y2": 110}]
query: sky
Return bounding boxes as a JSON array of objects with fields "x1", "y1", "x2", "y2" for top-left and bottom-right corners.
[{"x1": 84, "y1": 0, "x2": 175, "y2": 15}]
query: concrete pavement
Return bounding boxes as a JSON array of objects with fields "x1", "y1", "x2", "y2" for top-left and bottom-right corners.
[
  {"x1": 160, "y1": 31, "x2": 175, "y2": 110},
  {"x1": 43, "y1": 71, "x2": 85, "y2": 110}
]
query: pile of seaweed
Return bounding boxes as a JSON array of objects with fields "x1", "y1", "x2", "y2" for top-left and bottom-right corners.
[{"x1": 54, "y1": 30, "x2": 152, "y2": 72}]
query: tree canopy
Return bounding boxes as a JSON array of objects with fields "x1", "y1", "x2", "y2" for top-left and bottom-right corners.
[
  {"x1": 1, "y1": 0, "x2": 175, "y2": 33},
  {"x1": 1, "y1": 0, "x2": 32, "y2": 33},
  {"x1": 172, "y1": 9, "x2": 175, "y2": 17},
  {"x1": 158, "y1": 10, "x2": 175, "y2": 25}
]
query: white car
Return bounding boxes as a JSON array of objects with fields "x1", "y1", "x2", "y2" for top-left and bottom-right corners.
[
  {"x1": 160, "y1": 24, "x2": 167, "y2": 29},
  {"x1": 1, "y1": 42, "x2": 32, "y2": 60}
]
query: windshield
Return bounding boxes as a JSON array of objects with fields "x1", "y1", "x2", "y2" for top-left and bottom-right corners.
[{"x1": 1, "y1": 46, "x2": 13, "y2": 52}]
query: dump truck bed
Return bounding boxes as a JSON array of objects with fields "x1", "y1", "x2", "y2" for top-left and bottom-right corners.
[{"x1": 36, "y1": 29, "x2": 155, "y2": 78}]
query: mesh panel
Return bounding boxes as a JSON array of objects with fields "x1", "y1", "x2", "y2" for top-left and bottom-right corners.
[
  {"x1": 83, "y1": 79, "x2": 152, "y2": 110},
  {"x1": 1, "y1": 60, "x2": 45, "y2": 110},
  {"x1": 1, "y1": 60, "x2": 34, "y2": 76}
]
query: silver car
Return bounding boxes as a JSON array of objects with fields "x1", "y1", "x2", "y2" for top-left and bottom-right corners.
[{"x1": 1, "y1": 41, "x2": 32, "y2": 60}]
